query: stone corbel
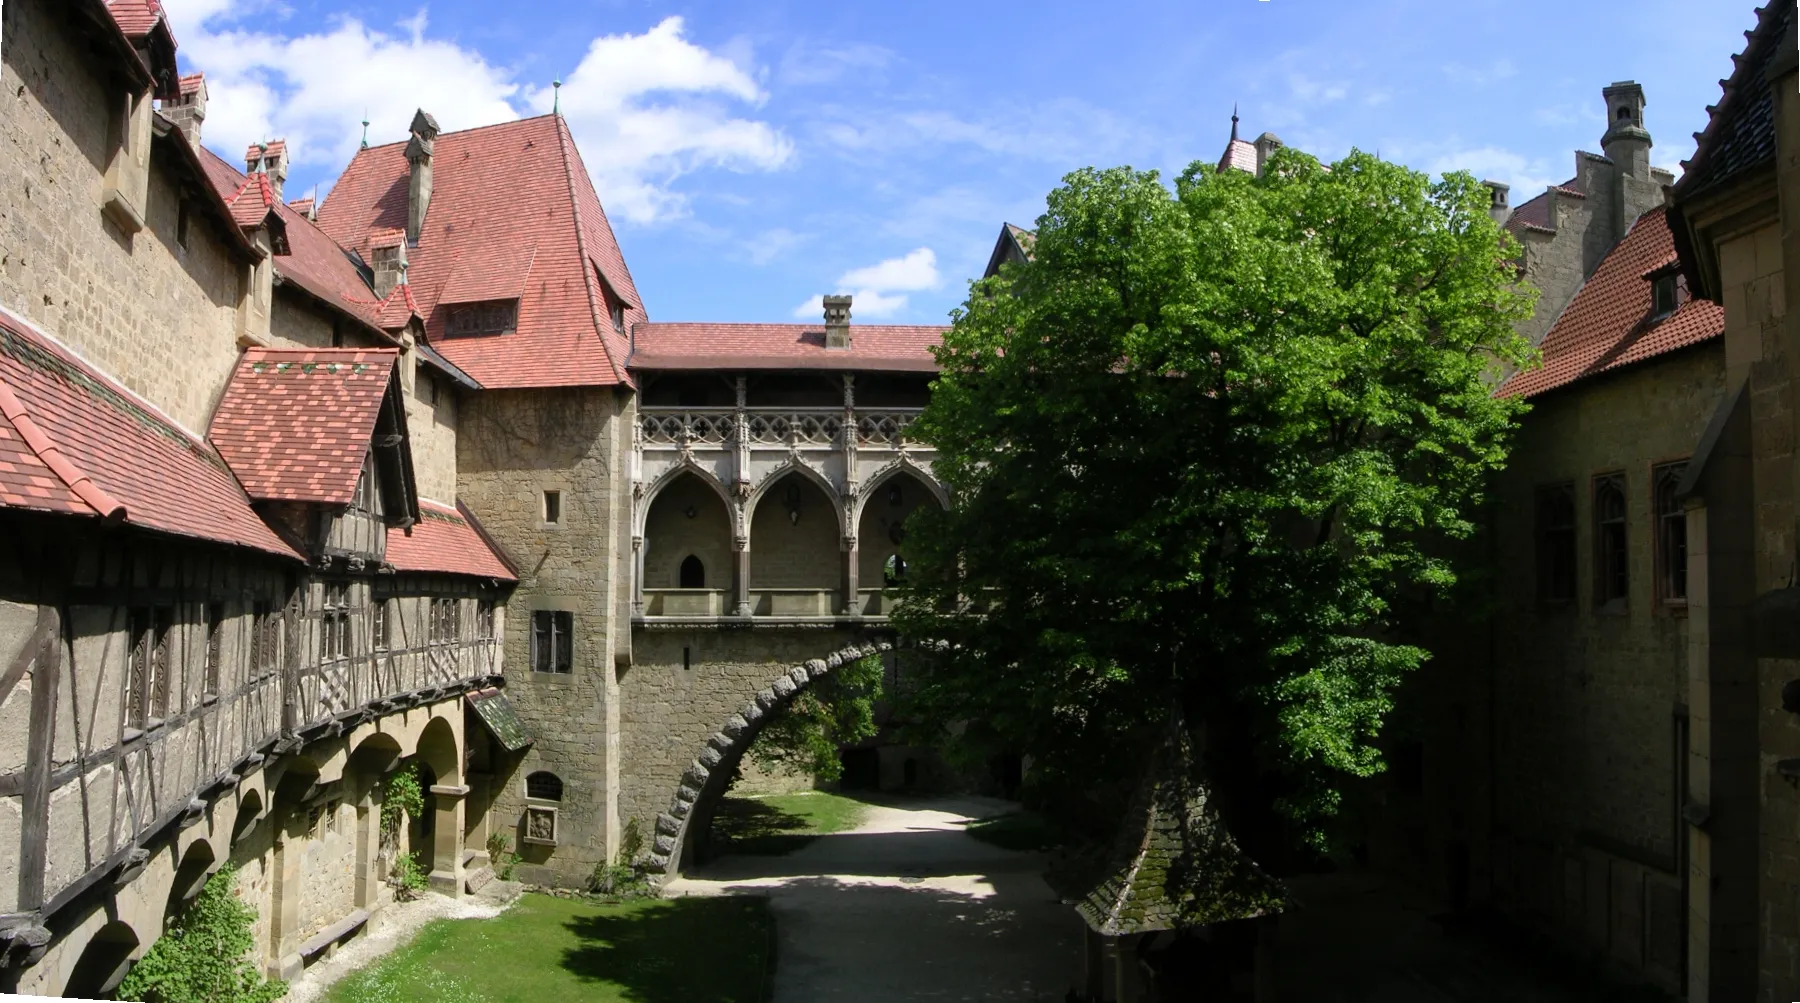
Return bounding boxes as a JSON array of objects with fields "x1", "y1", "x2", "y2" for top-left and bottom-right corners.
[{"x1": 0, "y1": 924, "x2": 51, "y2": 970}]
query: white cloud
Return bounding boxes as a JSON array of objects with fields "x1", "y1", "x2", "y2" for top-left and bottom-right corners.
[
  {"x1": 777, "y1": 43, "x2": 894, "y2": 88},
  {"x1": 746, "y1": 227, "x2": 808, "y2": 266},
  {"x1": 1287, "y1": 74, "x2": 1348, "y2": 103},
  {"x1": 1425, "y1": 146, "x2": 1558, "y2": 201},
  {"x1": 791, "y1": 247, "x2": 940, "y2": 319},
  {"x1": 156, "y1": 7, "x2": 787, "y2": 224}
]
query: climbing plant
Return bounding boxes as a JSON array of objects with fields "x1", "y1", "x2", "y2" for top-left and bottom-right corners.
[
  {"x1": 380, "y1": 764, "x2": 428, "y2": 900},
  {"x1": 747, "y1": 654, "x2": 885, "y2": 782},
  {"x1": 116, "y1": 863, "x2": 287, "y2": 1003}
]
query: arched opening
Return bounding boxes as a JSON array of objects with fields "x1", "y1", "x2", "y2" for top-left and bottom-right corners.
[
  {"x1": 643, "y1": 472, "x2": 732, "y2": 616},
  {"x1": 857, "y1": 470, "x2": 943, "y2": 614},
  {"x1": 1616, "y1": 106, "x2": 1631, "y2": 120},
  {"x1": 63, "y1": 921, "x2": 140, "y2": 998},
  {"x1": 679, "y1": 555, "x2": 706, "y2": 589},
  {"x1": 525, "y1": 771, "x2": 564, "y2": 801},
  {"x1": 165, "y1": 839, "x2": 217, "y2": 925},
  {"x1": 749, "y1": 471, "x2": 840, "y2": 615},
  {"x1": 230, "y1": 788, "x2": 264, "y2": 848}
]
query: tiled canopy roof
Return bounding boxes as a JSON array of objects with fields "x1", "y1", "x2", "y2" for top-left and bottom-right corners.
[
  {"x1": 386, "y1": 499, "x2": 516, "y2": 581},
  {"x1": 316, "y1": 115, "x2": 641, "y2": 389},
  {"x1": 209, "y1": 348, "x2": 399, "y2": 505},
  {"x1": 225, "y1": 171, "x2": 279, "y2": 228},
  {"x1": 104, "y1": 0, "x2": 168, "y2": 41},
  {"x1": 630, "y1": 323, "x2": 946, "y2": 372},
  {"x1": 1501, "y1": 207, "x2": 1723, "y2": 399},
  {"x1": 0, "y1": 305, "x2": 298, "y2": 558},
  {"x1": 1678, "y1": 1, "x2": 1796, "y2": 200}
]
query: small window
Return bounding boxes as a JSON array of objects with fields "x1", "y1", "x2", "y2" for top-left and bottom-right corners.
[
  {"x1": 543, "y1": 490, "x2": 562, "y2": 526},
  {"x1": 125, "y1": 607, "x2": 173, "y2": 728},
  {"x1": 427, "y1": 373, "x2": 440, "y2": 405},
  {"x1": 884, "y1": 554, "x2": 907, "y2": 586},
  {"x1": 320, "y1": 583, "x2": 351, "y2": 663},
  {"x1": 1617, "y1": 106, "x2": 1631, "y2": 120},
  {"x1": 445, "y1": 300, "x2": 517, "y2": 337},
  {"x1": 176, "y1": 198, "x2": 191, "y2": 250},
  {"x1": 252, "y1": 600, "x2": 279, "y2": 680},
  {"x1": 531, "y1": 610, "x2": 573, "y2": 673},
  {"x1": 478, "y1": 600, "x2": 495, "y2": 640},
  {"x1": 204, "y1": 603, "x2": 224, "y2": 697},
  {"x1": 1655, "y1": 462, "x2": 1689, "y2": 604},
  {"x1": 525, "y1": 771, "x2": 564, "y2": 801},
  {"x1": 429, "y1": 597, "x2": 461, "y2": 645},
  {"x1": 331, "y1": 319, "x2": 345, "y2": 349},
  {"x1": 1652, "y1": 275, "x2": 1678, "y2": 319},
  {"x1": 1534, "y1": 485, "x2": 1576, "y2": 606},
  {"x1": 679, "y1": 555, "x2": 705, "y2": 589},
  {"x1": 1594, "y1": 474, "x2": 1628, "y2": 609},
  {"x1": 371, "y1": 598, "x2": 390, "y2": 652}
]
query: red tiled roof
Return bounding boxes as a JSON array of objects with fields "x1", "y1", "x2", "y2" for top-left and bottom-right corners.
[
  {"x1": 1503, "y1": 176, "x2": 1581, "y2": 237},
  {"x1": 177, "y1": 73, "x2": 204, "y2": 97},
  {"x1": 287, "y1": 197, "x2": 315, "y2": 217},
  {"x1": 1218, "y1": 138, "x2": 1258, "y2": 174},
  {"x1": 1501, "y1": 207, "x2": 1724, "y2": 399},
  {"x1": 197, "y1": 147, "x2": 392, "y2": 339},
  {"x1": 386, "y1": 499, "x2": 516, "y2": 581},
  {"x1": 209, "y1": 349, "x2": 398, "y2": 504},
  {"x1": 105, "y1": 0, "x2": 166, "y2": 40},
  {"x1": 630, "y1": 323, "x2": 946, "y2": 371},
  {"x1": 226, "y1": 172, "x2": 278, "y2": 228},
  {"x1": 316, "y1": 115, "x2": 642, "y2": 389},
  {"x1": 0, "y1": 305, "x2": 299, "y2": 557},
  {"x1": 245, "y1": 139, "x2": 287, "y2": 164}
]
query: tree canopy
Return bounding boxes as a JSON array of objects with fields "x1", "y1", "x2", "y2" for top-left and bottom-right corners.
[{"x1": 893, "y1": 149, "x2": 1535, "y2": 859}]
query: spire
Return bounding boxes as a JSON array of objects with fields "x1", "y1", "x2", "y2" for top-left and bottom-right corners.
[
  {"x1": 1230, "y1": 103, "x2": 1239, "y2": 142},
  {"x1": 360, "y1": 114, "x2": 370, "y2": 150},
  {"x1": 553, "y1": 77, "x2": 562, "y2": 115}
]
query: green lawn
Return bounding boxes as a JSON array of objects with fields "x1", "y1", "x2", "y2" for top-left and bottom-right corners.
[
  {"x1": 710, "y1": 791, "x2": 869, "y2": 855},
  {"x1": 324, "y1": 893, "x2": 773, "y2": 1003}
]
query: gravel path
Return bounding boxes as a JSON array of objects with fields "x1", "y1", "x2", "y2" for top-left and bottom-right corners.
[{"x1": 667, "y1": 795, "x2": 1083, "y2": 1003}]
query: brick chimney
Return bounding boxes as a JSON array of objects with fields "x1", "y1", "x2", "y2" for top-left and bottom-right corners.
[
  {"x1": 371, "y1": 230, "x2": 408, "y2": 299},
  {"x1": 1599, "y1": 81, "x2": 1660, "y2": 237},
  {"x1": 244, "y1": 140, "x2": 288, "y2": 200},
  {"x1": 404, "y1": 110, "x2": 440, "y2": 245},
  {"x1": 823, "y1": 295, "x2": 852, "y2": 349},
  {"x1": 1482, "y1": 180, "x2": 1512, "y2": 226},
  {"x1": 164, "y1": 74, "x2": 207, "y2": 146},
  {"x1": 1253, "y1": 131, "x2": 1284, "y2": 176}
]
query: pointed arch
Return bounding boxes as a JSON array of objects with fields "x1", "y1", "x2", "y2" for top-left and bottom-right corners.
[
  {"x1": 638, "y1": 460, "x2": 739, "y2": 539},
  {"x1": 744, "y1": 456, "x2": 847, "y2": 539},
  {"x1": 850, "y1": 456, "x2": 949, "y2": 532}
]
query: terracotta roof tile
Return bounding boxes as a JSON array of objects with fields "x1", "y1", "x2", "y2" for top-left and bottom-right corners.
[
  {"x1": 386, "y1": 499, "x2": 516, "y2": 581},
  {"x1": 287, "y1": 197, "x2": 314, "y2": 217},
  {"x1": 245, "y1": 139, "x2": 287, "y2": 165},
  {"x1": 226, "y1": 172, "x2": 278, "y2": 228},
  {"x1": 209, "y1": 348, "x2": 398, "y2": 504},
  {"x1": 630, "y1": 323, "x2": 946, "y2": 371},
  {"x1": 1502, "y1": 176, "x2": 1582, "y2": 237},
  {"x1": 0, "y1": 305, "x2": 299, "y2": 557},
  {"x1": 177, "y1": 73, "x2": 204, "y2": 96},
  {"x1": 316, "y1": 115, "x2": 641, "y2": 389},
  {"x1": 1501, "y1": 207, "x2": 1723, "y2": 399},
  {"x1": 105, "y1": 0, "x2": 165, "y2": 39},
  {"x1": 1218, "y1": 138, "x2": 1258, "y2": 174}
]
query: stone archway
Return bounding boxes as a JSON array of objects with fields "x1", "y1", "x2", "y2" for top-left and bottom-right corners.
[{"x1": 643, "y1": 636, "x2": 908, "y2": 879}]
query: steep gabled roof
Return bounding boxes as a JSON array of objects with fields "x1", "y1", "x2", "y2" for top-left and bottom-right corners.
[
  {"x1": 1503, "y1": 176, "x2": 1584, "y2": 237},
  {"x1": 1502, "y1": 207, "x2": 1724, "y2": 399},
  {"x1": 209, "y1": 348, "x2": 401, "y2": 505},
  {"x1": 1677, "y1": 1, "x2": 1797, "y2": 201},
  {"x1": 0, "y1": 304, "x2": 299, "y2": 558},
  {"x1": 103, "y1": 0, "x2": 178, "y2": 99},
  {"x1": 386, "y1": 499, "x2": 517, "y2": 581},
  {"x1": 316, "y1": 115, "x2": 643, "y2": 388},
  {"x1": 1218, "y1": 138, "x2": 1258, "y2": 174},
  {"x1": 630, "y1": 323, "x2": 946, "y2": 372},
  {"x1": 983, "y1": 223, "x2": 1037, "y2": 279}
]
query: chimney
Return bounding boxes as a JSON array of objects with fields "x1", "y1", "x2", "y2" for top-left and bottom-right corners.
[
  {"x1": 823, "y1": 295, "x2": 852, "y2": 349},
  {"x1": 245, "y1": 140, "x2": 289, "y2": 200},
  {"x1": 1253, "y1": 131, "x2": 1284, "y2": 176},
  {"x1": 371, "y1": 231, "x2": 408, "y2": 299},
  {"x1": 165, "y1": 74, "x2": 208, "y2": 146},
  {"x1": 1482, "y1": 180, "x2": 1512, "y2": 226},
  {"x1": 1600, "y1": 81, "x2": 1651, "y2": 177},
  {"x1": 405, "y1": 109, "x2": 440, "y2": 245}
]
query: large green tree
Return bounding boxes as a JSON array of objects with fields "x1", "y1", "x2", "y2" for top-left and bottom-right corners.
[{"x1": 894, "y1": 149, "x2": 1534, "y2": 860}]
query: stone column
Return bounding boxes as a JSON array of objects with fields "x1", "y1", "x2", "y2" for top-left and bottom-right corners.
[
  {"x1": 267, "y1": 807, "x2": 303, "y2": 980},
  {"x1": 842, "y1": 534, "x2": 860, "y2": 616},
  {"x1": 733, "y1": 537, "x2": 752, "y2": 617},
  {"x1": 353, "y1": 800, "x2": 375, "y2": 910},
  {"x1": 631, "y1": 536, "x2": 646, "y2": 617},
  {"x1": 466, "y1": 773, "x2": 492, "y2": 866},
  {"x1": 427, "y1": 783, "x2": 468, "y2": 896}
]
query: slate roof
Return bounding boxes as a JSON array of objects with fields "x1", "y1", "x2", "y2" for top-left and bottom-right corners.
[
  {"x1": 0, "y1": 304, "x2": 299, "y2": 558},
  {"x1": 1064, "y1": 725, "x2": 1287, "y2": 935},
  {"x1": 386, "y1": 499, "x2": 516, "y2": 581},
  {"x1": 630, "y1": 323, "x2": 947, "y2": 372},
  {"x1": 1501, "y1": 207, "x2": 1724, "y2": 399},
  {"x1": 208, "y1": 348, "x2": 399, "y2": 505},
  {"x1": 467, "y1": 687, "x2": 532, "y2": 751},
  {"x1": 316, "y1": 115, "x2": 641, "y2": 389},
  {"x1": 1678, "y1": 1, "x2": 1796, "y2": 200}
]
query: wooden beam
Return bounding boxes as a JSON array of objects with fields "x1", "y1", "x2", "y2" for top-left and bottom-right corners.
[{"x1": 17, "y1": 607, "x2": 61, "y2": 911}]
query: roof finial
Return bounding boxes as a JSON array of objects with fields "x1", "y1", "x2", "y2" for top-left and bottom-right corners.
[
  {"x1": 360, "y1": 114, "x2": 370, "y2": 150},
  {"x1": 553, "y1": 76, "x2": 562, "y2": 115},
  {"x1": 1230, "y1": 103, "x2": 1239, "y2": 142}
]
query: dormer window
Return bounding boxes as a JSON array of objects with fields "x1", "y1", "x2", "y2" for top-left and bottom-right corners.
[
  {"x1": 1652, "y1": 274, "x2": 1678, "y2": 318},
  {"x1": 445, "y1": 300, "x2": 517, "y2": 337},
  {"x1": 610, "y1": 299, "x2": 626, "y2": 335}
]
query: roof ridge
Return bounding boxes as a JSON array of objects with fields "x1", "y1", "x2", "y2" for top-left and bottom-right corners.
[
  {"x1": 356, "y1": 112, "x2": 564, "y2": 155},
  {"x1": 0, "y1": 376, "x2": 126, "y2": 521},
  {"x1": 554, "y1": 114, "x2": 631, "y2": 386}
]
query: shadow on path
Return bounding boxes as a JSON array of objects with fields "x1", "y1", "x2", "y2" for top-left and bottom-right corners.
[{"x1": 559, "y1": 896, "x2": 775, "y2": 1003}]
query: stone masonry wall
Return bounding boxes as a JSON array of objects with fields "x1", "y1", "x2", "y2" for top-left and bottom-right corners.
[
  {"x1": 642, "y1": 474, "x2": 733, "y2": 591},
  {"x1": 405, "y1": 362, "x2": 459, "y2": 504},
  {"x1": 0, "y1": 0, "x2": 247, "y2": 433},
  {"x1": 748, "y1": 472, "x2": 841, "y2": 589},
  {"x1": 458, "y1": 386, "x2": 626, "y2": 885}
]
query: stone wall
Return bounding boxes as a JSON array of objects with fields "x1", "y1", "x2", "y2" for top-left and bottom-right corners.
[
  {"x1": 748, "y1": 472, "x2": 841, "y2": 588},
  {"x1": 0, "y1": 0, "x2": 248, "y2": 433},
  {"x1": 642, "y1": 473, "x2": 733, "y2": 591},
  {"x1": 458, "y1": 386, "x2": 629, "y2": 884},
  {"x1": 406, "y1": 363, "x2": 459, "y2": 504}
]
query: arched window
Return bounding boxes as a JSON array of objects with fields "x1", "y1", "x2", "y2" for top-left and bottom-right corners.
[
  {"x1": 679, "y1": 555, "x2": 705, "y2": 588},
  {"x1": 526, "y1": 771, "x2": 564, "y2": 802},
  {"x1": 884, "y1": 554, "x2": 907, "y2": 585},
  {"x1": 1616, "y1": 106, "x2": 1631, "y2": 120},
  {"x1": 1594, "y1": 474, "x2": 1628, "y2": 608}
]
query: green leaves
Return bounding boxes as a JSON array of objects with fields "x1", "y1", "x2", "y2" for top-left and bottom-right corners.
[
  {"x1": 896, "y1": 147, "x2": 1533, "y2": 855},
  {"x1": 117, "y1": 864, "x2": 288, "y2": 1003},
  {"x1": 747, "y1": 655, "x2": 886, "y2": 783}
]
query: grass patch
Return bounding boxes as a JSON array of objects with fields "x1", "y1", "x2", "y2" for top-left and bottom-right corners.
[
  {"x1": 964, "y1": 810, "x2": 1062, "y2": 851},
  {"x1": 711, "y1": 791, "x2": 869, "y2": 856},
  {"x1": 324, "y1": 893, "x2": 772, "y2": 1003}
]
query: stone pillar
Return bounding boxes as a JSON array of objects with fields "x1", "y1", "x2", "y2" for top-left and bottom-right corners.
[
  {"x1": 428, "y1": 784, "x2": 468, "y2": 896},
  {"x1": 631, "y1": 536, "x2": 646, "y2": 617},
  {"x1": 267, "y1": 807, "x2": 303, "y2": 980},
  {"x1": 733, "y1": 537, "x2": 752, "y2": 617},
  {"x1": 466, "y1": 773, "x2": 492, "y2": 865},
  {"x1": 842, "y1": 534, "x2": 860, "y2": 616},
  {"x1": 354, "y1": 800, "x2": 375, "y2": 910}
]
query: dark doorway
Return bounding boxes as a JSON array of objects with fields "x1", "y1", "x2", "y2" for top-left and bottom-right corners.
[
  {"x1": 679, "y1": 554, "x2": 705, "y2": 588},
  {"x1": 839, "y1": 747, "x2": 880, "y2": 790}
]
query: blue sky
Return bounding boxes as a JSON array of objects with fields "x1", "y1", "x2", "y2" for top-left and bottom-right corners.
[{"x1": 161, "y1": 0, "x2": 1759, "y2": 326}]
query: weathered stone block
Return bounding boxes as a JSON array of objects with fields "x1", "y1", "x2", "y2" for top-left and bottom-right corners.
[
  {"x1": 653, "y1": 834, "x2": 676, "y2": 855},
  {"x1": 655, "y1": 813, "x2": 680, "y2": 836},
  {"x1": 772, "y1": 675, "x2": 797, "y2": 698},
  {"x1": 804, "y1": 658, "x2": 828, "y2": 677},
  {"x1": 721, "y1": 714, "x2": 749, "y2": 738},
  {"x1": 698, "y1": 747, "x2": 722, "y2": 769}
]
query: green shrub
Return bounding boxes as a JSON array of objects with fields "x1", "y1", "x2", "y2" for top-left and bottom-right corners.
[
  {"x1": 117, "y1": 863, "x2": 287, "y2": 1003},
  {"x1": 389, "y1": 851, "x2": 429, "y2": 900},
  {"x1": 486, "y1": 831, "x2": 521, "y2": 881}
]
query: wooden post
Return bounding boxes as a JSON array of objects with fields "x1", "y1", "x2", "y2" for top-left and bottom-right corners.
[{"x1": 17, "y1": 607, "x2": 60, "y2": 912}]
